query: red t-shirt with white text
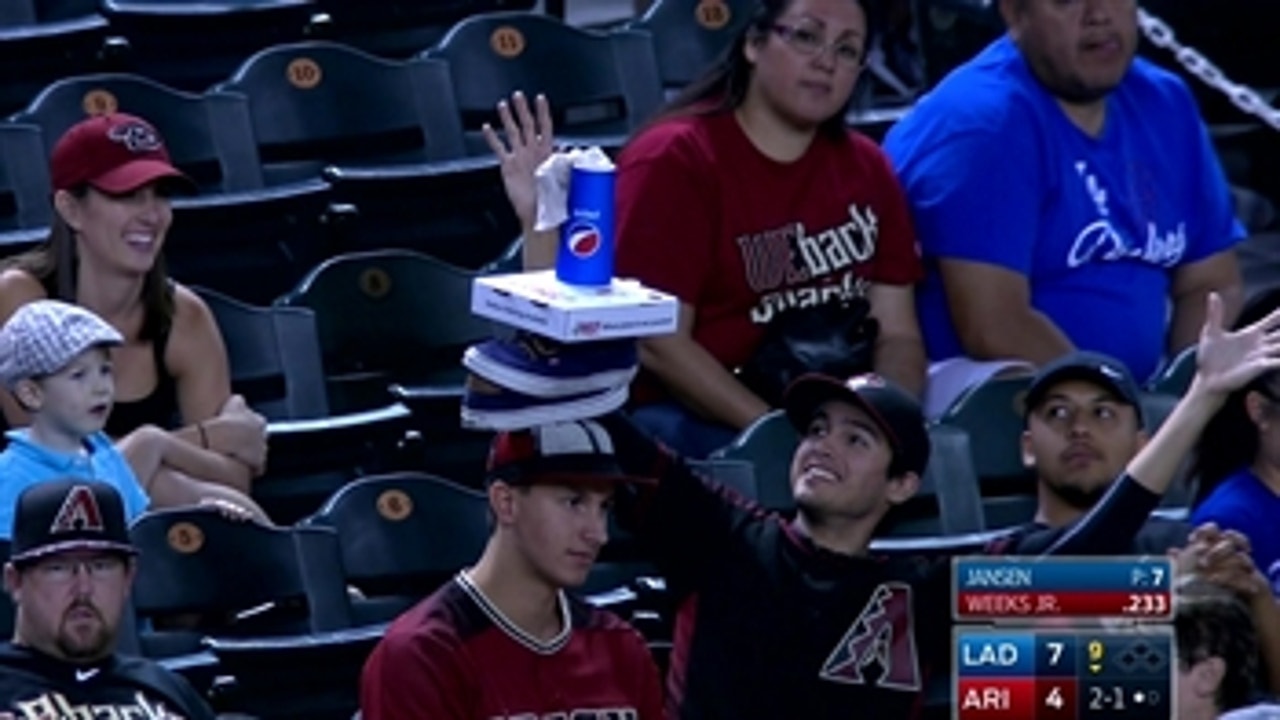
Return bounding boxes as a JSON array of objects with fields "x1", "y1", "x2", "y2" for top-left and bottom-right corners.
[{"x1": 614, "y1": 111, "x2": 923, "y2": 405}]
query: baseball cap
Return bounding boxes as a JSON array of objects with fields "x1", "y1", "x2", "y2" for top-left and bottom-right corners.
[
  {"x1": 486, "y1": 419, "x2": 650, "y2": 486},
  {"x1": 50, "y1": 112, "x2": 193, "y2": 195},
  {"x1": 0, "y1": 299, "x2": 123, "y2": 388},
  {"x1": 9, "y1": 480, "x2": 139, "y2": 566},
  {"x1": 1023, "y1": 351, "x2": 1143, "y2": 423},
  {"x1": 783, "y1": 373, "x2": 931, "y2": 477}
]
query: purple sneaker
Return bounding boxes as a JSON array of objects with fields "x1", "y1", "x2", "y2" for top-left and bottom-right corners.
[
  {"x1": 463, "y1": 332, "x2": 638, "y2": 399},
  {"x1": 461, "y1": 373, "x2": 629, "y2": 431}
]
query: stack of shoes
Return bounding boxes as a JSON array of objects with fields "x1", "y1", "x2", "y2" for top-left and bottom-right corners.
[{"x1": 461, "y1": 331, "x2": 639, "y2": 430}]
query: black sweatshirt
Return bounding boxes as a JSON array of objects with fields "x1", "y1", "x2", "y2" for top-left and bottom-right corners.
[{"x1": 633, "y1": 455, "x2": 1162, "y2": 720}]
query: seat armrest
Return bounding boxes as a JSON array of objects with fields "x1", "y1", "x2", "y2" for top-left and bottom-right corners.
[
  {"x1": 267, "y1": 403, "x2": 411, "y2": 439},
  {"x1": 869, "y1": 528, "x2": 1015, "y2": 555},
  {"x1": 204, "y1": 623, "x2": 390, "y2": 655},
  {"x1": 323, "y1": 156, "x2": 500, "y2": 183}
]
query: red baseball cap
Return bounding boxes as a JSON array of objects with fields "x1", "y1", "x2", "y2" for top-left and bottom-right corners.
[
  {"x1": 485, "y1": 419, "x2": 651, "y2": 487},
  {"x1": 49, "y1": 112, "x2": 194, "y2": 195}
]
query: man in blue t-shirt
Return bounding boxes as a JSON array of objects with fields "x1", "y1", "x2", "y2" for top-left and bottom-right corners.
[{"x1": 884, "y1": 0, "x2": 1244, "y2": 418}]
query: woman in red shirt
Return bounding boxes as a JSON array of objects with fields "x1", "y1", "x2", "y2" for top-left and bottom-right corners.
[
  {"x1": 487, "y1": 0, "x2": 926, "y2": 458},
  {"x1": 614, "y1": 0, "x2": 926, "y2": 457}
]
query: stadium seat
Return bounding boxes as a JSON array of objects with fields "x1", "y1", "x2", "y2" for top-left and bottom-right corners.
[
  {"x1": 262, "y1": 403, "x2": 416, "y2": 525},
  {"x1": 276, "y1": 249, "x2": 493, "y2": 414},
  {"x1": 303, "y1": 472, "x2": 490, "y2": 625},
  {"x1": 214, "y1": 41, "x2": 467, "y2": 184},
  {"x1": 1149, "y1": 344, "x2": 1197, "y2": 397},
  {"x1": 912, "y1": 0, "x2": 1002, "y2": 90},
  {"x1": 322, "y1": 156, "x2": 518, "y2": 270},
  {"x1": 0, "y1": 122, "x2": 54, "y2": 256},
  {"x1": 10, "y1": 73, "x2": 335, "y2": 301},
  {"x1": 193, "y1": 287, "x2": 417, "y2": 523},
  {"x1": 129, "y1": 507, "x2": 353, "y2": 658},
  {"x1": 313, "y1": 0, "x2": 537, "y2": 59},
  {"x1": 707, "y1": 410, "x2": 798, "y2": 514},
  {"x1": 0, "y1": 1, "x2": 117, "y2": 117},
  {"x1": 625, "y1": 0, "x2": 754, "y2": 95},
  {"x1": 936, "y1": 374, "x2": 1038, "y2": 529},
  {"x1": 418, "y1": 12, "x2": 664, "y2": 154},
  {"x1": 881, "y1": 423, "x2": 987, "y2": 537},
  {"x1": 205, "y1": 623, "x2": 386, "y2": 720},
  {"x1": 276, "y1": 248, "x2": 494, "y2": 496},
  {"x1": 216, "y1": 41, "x2": 519, "y2": 269},
  {"x1": 11, "y1": 73, "x2": 262, "y2": 191},
  {"x1": 100, "y1": 0, "x2": 323, "y2": 92},
  {"x1": 195, "y1": 286, "x2": 329, "y2": 421}
]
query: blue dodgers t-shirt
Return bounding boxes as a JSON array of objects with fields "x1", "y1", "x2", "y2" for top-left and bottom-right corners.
[
  {"x1": 884, "y1": 36, "x2": 1243, "y2": 382},
  {"x1": 0, "y1": 429, "x2": 149, "y2": 538},
  {"x1": 1192, "y1": 469, "x2": 1280, "y2": 596}
]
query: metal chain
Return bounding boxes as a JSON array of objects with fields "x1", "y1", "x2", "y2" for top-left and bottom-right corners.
[{"x1": 1137, "y1": 7, "x2": 1280, "y2": 131}]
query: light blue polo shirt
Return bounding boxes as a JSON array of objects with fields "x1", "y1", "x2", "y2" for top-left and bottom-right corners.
[{"x1": 0, "y1": 430, "x2": 150, "y2": 539}]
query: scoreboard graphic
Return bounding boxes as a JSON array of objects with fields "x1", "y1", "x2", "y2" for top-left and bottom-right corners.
[
  {"x1": 951, "y1": 557, "x2": 1176, "y2": 720},
  {"x1": 953, "y1": 627, "x2": 1173, "y2": 719},
  {"x1": 953, "y1": 556, "x2": 1173, "y2": 621}
]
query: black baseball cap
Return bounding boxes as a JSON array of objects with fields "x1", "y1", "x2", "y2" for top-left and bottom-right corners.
[
  {"x1": 783, "y1": 373, "x2": 931, "y2": 477},
  {"x1": 9, "y1": 480, "x2": 139, "y2": 566},
  {"x1": 485, "y1": 419, "x2": 650, "y2": 486},
  {"x1": 1024, "y1": 351, "x2": 1143, "y2": 423}
]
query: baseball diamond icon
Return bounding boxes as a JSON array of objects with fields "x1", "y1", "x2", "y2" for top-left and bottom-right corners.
[{"x1": 1115, "y1": 641, "x2": 1167, "y2": 675}]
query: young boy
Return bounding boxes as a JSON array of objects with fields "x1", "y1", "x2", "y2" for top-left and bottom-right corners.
[{"x1": 0, "y1": 299, "x2": 268, "y2": 532}]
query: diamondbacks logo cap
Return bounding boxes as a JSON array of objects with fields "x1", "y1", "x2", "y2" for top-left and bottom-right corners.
[
  {"x1": 0, "y1": 299, "x2": 123, "y2": 389},
  {"x1": 783, "y1": 372, "x2": 931, "y2": 477},
  {"x1": 9, "y1": 480, "x2": 138, "y2": 565},
  {"x1": 486, "y1": 419, "x2": 650, "y2": 486},
  {"x1": 1023, "y1": 350, "x2": 1144, "y2": 424},
  {"x1": 50, "y1": 112, "x2": 194, "y2": 195}
]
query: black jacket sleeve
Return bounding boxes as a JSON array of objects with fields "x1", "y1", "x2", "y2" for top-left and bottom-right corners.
[
  {"x1": 117, "y1": 656, "x2": 218, "y2": 720},
  {"x1": 601, "y1": 413, "x2": 767, "y2": 597},
  {"x1": 1031, "y1": 474, "x2": 1163, "y2": 556}
]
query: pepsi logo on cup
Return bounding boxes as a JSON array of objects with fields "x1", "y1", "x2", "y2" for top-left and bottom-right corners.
[
  {"x1": 556, "y1": 158, "x2": 616, "y2": 287},
  {"x1": 567, "y1": 221, "x2": 602, "y2": 259}
]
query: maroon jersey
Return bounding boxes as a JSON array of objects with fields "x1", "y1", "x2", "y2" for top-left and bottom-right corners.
[
  {"x1": 614, "y1": 110, "x2": 924, "y2": 405},
  {"x1": 360, "y1": 572, "x2": 665, "y2": 720}
]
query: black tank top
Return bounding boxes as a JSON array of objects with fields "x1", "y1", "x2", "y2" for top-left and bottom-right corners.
[{"x1": 105, "y1": 322, "x2": 180, "y2": 435}]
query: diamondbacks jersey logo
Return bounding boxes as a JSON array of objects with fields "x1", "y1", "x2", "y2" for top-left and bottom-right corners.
[
  {"x1": 737, "y1": 203, "x2": 880, "y2": 325},
  {"x1": 107, "y1": 122, "x2": 162, "y2": 154},
  {"x1": 50, "y1": 486, "x2": 104, "y2": 534},
  {"x1": 4, "y1": 689, "x2": 186, "y2": 718},
  {"x1": 489, "y1": 710, "x2": 638, "y2": 720},
  {"x1": 818, "y1": 582, "x2": 921, "y2": 691}
]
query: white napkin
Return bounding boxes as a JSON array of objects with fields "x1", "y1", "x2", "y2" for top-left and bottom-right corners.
[{"x1": 533, "y1": 146, "x2": 613, "y2": 232}]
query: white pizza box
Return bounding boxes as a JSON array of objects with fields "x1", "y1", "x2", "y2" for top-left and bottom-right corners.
[{"x1": 471, "y1": 270, "x2": 679, "y2": 342}]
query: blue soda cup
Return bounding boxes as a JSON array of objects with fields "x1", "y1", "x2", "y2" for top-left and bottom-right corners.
[{"x1": 556, "y1": 157, "x2": 616, "y2": 287}]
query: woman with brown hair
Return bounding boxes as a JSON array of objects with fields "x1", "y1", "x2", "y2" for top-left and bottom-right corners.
[
  {"x1": 491, "y1": 0, "x2": 926, "y2": 459},
  {"x1": 611, "y1": 0, "x2": 926, "y2": 458},
  {"x1": 0, "y1": 112, "x2": 266, "y2": 493}
]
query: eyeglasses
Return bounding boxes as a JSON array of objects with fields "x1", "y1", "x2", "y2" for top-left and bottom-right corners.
[
  {"x1": 770, "y1": 23, "x2": 864, "y2": 69},
  {"x1": 33, "y1": 556, "x2": 125, "y2": 584}
]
